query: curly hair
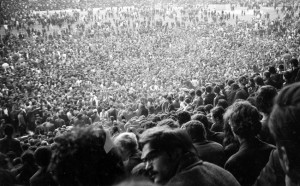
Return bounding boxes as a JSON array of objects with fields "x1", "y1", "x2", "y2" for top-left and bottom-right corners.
[
  {"x1": 256, "y1": 85, "x2": 277, "y2": 114},
  {"x1": 269, "y1": 82, "x2": 300, "y2": 180},
  {"x1": 224, "y1": 101, "x2": 261, "y2": 139},
  {"x1": 48, "y1": 126, "x2": 125, "y2": 186}
]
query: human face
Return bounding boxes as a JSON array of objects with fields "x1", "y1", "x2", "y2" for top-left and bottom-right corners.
[{"x1": 142, "y1": 143, "x2": 177, "y2": 185}]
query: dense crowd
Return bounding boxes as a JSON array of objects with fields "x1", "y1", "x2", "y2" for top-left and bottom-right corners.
[{"x1": 1, "y1": 0, "x2": 300, "y2": 185}]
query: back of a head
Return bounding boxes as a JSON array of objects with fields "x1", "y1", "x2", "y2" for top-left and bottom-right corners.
[
  {"x1": 140, "y1": 126, "x2": 196, "y2": 157},
  {"x1": 205, "y1": 86, "x2": 212, "y2": 93},
  {"x1": 268, "y1": 66, "x2": 277, "y2": 74},
  {"x1": 264, "y1": 71, "x2": 271, "y2": 79},
  {"x1": 34, "y1": 146, "x2": 52, "y2": 167},
  {"x1": 217, "y1": 99, "x2": 228, "y2": 109},
  {"x1": 4, "y1": 124, "x2": 14, "y2": 137},
  {"x1": 269, "y1": 82, "x2": 300, "y2": 183},
  {"x1": 290, "y1": 58, "x2": 299, "y2": 67},
  {"x1": 204, "y1": 104, "x2": 213, "y2": 114},
  {"x1": 254, "y1": 76, "x2": 264, "y2": 86},
  {"x1": 157, "y1": 118, "x2": 179, "y2": 129},
  {"x1": 211, "y1": 106, "x2": 225, "y2": 121},
  {"x1": 231, "y1": 83, "x2": 239, "y2": 91},
  {"x1": 256, "y1": 85, "x2": 277, "y2": 114},
  {"x1": 224, "y1": 101, "x2": 261, "y2": 139},
  {"x1": 191, "y1": 114, "x2": 209, "y2": 130},
  {"x1": 183, "y1": 120, "x2": 206, "y2": 142},
  {"x1": 21, "y1": 150, "x2": 35, "y2": 165},
  {"x1": 195, "y1": 89, "x2": 202, "y2": 97},
  {"x1": 177, "y1": 111, "x2": 191, "y2": 126},
  {"x1": 114, "y1": 132, "x2": 138, "y2": 156},
  {"x1": 48, "y1": 126, "x2": 125, "y2": 186}
]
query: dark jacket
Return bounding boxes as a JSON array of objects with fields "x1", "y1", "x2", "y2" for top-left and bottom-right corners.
[
  {"x1": 204, "y1": 93, "x2": 215, "y2": 106},
  {"x1": 0, "y1": 136, "x2": 23, "y2": 157},
  {"x1": 194, "y1": 141, "x2": 225, "y2": 167},
  {"x1": 30, "y1": 168, "x2": 56, "y2": 186},
  {"x1": 165, "y1": 152, "x2": 240, "y2": 186},
  {"x1": 225, "y1": 138, "x2": 275, "y2": 186},
  {"x1": 253, "y1": 149, "x2": 285, "y2": 186}
]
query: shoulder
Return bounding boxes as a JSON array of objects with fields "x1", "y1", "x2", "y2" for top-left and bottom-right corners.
[{"x1": 168, "y1": 161, "x2": 239, "y2": 186}]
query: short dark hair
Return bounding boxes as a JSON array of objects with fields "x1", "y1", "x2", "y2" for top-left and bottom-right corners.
[
  {"x1": 4, "y1": 125, "x2": 14, "y2": 136},
  {"x1": 268, "y1": 66, "x2": 277, "y2": 74},
  {"x1": 157, "y1": 118, "x2": 179, "y2": 129},
  {"x1": 195, "y1": 89, "x2": 202, "y2": 96},
  {"x1": 290, "y1": 58, "x2": 298, "y2": 67},
  {"x1": 205, "y1": 86, "x2": 212, "y2": 93},
  {"x1": 213, "y1": 86, "x2": 221, "y2": 94},
  {"x1": 264, "y1": 71, "x2": 271, "y2": 78},
  {"x1": 183, "y1": 120, "x2": 206, "y2": 142},
  {"x1": 34, "y1": 147, "x2": 52, "y2": 167},
  {"x1": 140, "y1": 126, "x2": 196, "y2": 156},
  {"x1": 269, "y1": 82, "x2": 300, "y2": 179},
  {"x1": 217, "y1": 99, "x2": 228, "y2": 109},
  {"x1": 191, "y1": 114, "x2": 210, "y2": 130},
  {"x1": 204, "y1": 104, "x2": 213, "y2": 114},
  {"x1": 21, "y1": 151, "x2": 35, "y2": 165},
  {"x1": 256, "y1": 85, "x2": 277, "y2": 114},
  {"x1": 231, "y1": 83, "x2": 239, "y2": 91},
  {"x1": 211, "y1": 106, "x2": 225, "y2": 121},
  {"x1": 224, "y1": 101, "x2": 261, "y2": 139},
  {"x1": 177, "y1": 111, "x2": 191, "y2": 126},
  {"x1": 254, "y1": 76, "x2": 264, "y2": 86},
  {"x1": 48, "y1": 126, "x2": 125, "y2": 186}
]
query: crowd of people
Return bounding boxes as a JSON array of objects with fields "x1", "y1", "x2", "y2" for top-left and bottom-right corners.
[{"x1": 1, "y1": 0, "x2": 300, "y2": 185}]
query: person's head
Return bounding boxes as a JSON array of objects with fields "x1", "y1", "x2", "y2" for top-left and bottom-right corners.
[
  {"x1": 114, "y1": 132, "x2": 139, "y2": 161},
  {"x1": 34, "y1": 146, "x2": 52, "y2": 168},
  {"x1": 289, "y1": 58, "x2": 299, "y2": 68},
  {"x1": 157, "y1": 118, "x2": 179, "y2": 129},
  {"x1": 177, "y1": 111, "x2": 191, "y2": 126},
  {"x1": 195, "y1": 89, "x2": 202, "y2": 97},
  {"x1": 227, "y1": 79, "x2": 235, "y2": 87},
  {"x1": 238, "y1": 76, "x2": 248, "y2": 87},
  {"x1": 205, "y1": 86, "x2": 212, "y2": 93},
  {"x1": 263, "y1": 71, "x2": 271, "y2": 80},
  {"x1": 231, "y1": 83, "x2": 240, "y2": 91},
  {"x1": 284, "y1": 71, "x2": 293, "y2": 83},
  {"x1": 191, "y1": 114, "x2": 210, "y2": 131},
  {"x1": 213, "y1": 86, "x2": 221, "y2": 95},
  {"x1": 211, "y1": 106, "x2": 225, "y2": 124},
  {"x1": 254, "y1": 76, "x2": 265, "y2": 87},
  {"x1": 256, "y1": 85, "x2": 277, "y2": 115},
  {"x1": 268, "y1": 66, "x2": 277, "y2": 74},
  {"x1": 21, "y1": 150, "x2": 35, "y2": 165},
  {"x1": 217, "y1": 99, "x2": 228, "y2": 109},
  {"x1": 140, "y1": 126, "x2": 196, "y2": 185},
  {"x1": 279, "y1": 64, "x2": 284, "y2": 72},
  {"x1": 269, "y1": 82, "x2": 300, "y2": 185},
  {"x1": 224, "y1": 101, "x2": 261, "y2": 140},
  {"x1": 4, "y1": 124, "x2": 14, "y2": 137},
  {"x1": 183, "y1": 120, "x2": 207, "y2": 142},
  {"x1": 204, "y1": 104, "x2": 213, "y2": 114},
  {"x1": 48, "y1": 126, "x2": 125, "y2": 186}
]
